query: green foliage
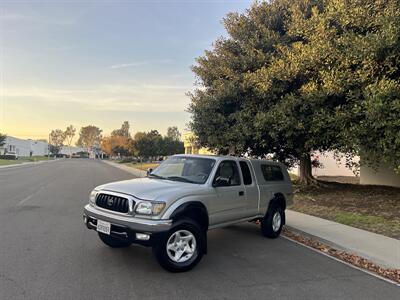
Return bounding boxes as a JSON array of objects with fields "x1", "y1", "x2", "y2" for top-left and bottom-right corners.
[
  {"x1": 111, "y1": 121, "x2": 131, "y2": 138},
  {"x1": 64, "y1": 125, "x2": 76, "y2": 157},
  {"x1": 112, "y1": 144, "x2": 131, "y2": 157},
  {"x1": 166, "y1": 126, "x2": 181, "y2": 141},
  {"x1": 132, "y1": 130, "x2": 184, "y2": 159},
  {"x1": 76, "y1": 125, "x2": 102, "y2": 149},
  {"x1": 49, "y1": 129, "x2": 65, "y2": 155},
  {"x1": 132, "y1": 130, "x2": 163, "y2": 159},
  {"x1": 189, "y1": 0, "x2": 400, "y2": 175},
  {"x1": 0, "y1": 133, "x2": 6, "y2": 148}
]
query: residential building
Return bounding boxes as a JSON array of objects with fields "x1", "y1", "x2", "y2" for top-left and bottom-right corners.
[
  {"x1": 0, "y1": 136, "x2": 49, "y2": 157},
  {"x1": 183, "y1": 132, "x2": 213, "y2": 155}
]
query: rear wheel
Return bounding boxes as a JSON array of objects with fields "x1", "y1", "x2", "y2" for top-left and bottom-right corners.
[
  {"x1": 98, "y1": 233, "x2": 132, "y2": 248},
  {"x1": 153, "y1": 219, "x2": 205, "y2": 272},
  {"x1": 261, "y1": 205, "x2": 284, "y2": 238}
]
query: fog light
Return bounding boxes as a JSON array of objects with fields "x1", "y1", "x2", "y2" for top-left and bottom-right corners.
[
  {"x1": 83, "y1": 215, "x2": 87, "y2": 224},
  {"x1": 136, "y1": 233, "x2": 150, "y2": 241}
]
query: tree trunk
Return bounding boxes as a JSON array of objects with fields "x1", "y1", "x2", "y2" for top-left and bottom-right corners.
[{"x1": 299, "y1": 153, "x2": 316, "y2": 185}]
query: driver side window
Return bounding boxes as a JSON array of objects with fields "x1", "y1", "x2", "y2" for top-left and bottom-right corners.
[{"x1": 213, "y1": 161, "x2": 241, "y2": 186}]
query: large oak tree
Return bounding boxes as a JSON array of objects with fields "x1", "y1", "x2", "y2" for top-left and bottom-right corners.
[{"x1": 189, "y1": 0, "x2": 400, "y2": 184}]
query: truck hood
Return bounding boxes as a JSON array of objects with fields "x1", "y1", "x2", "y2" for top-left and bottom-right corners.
[{"x1": 96, "y1": 178, "x2": 207, "y2": 202}]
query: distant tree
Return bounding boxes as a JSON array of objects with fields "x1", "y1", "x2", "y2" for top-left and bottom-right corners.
[
  {"x1": 111, "y1": 121, "x2": 131, "y2": 138},
  {"x1": 64, "y1": 125, "x2": 76, "y2": 158},
  {"x1": 161, "y1": 137, "x2": 184, "y2": 156},
  {"x1": 132, "y1": 130, "x2": 163, "y2": 159},
  {"x1": 0, "y1": 133, "x2": 6, "y2": 148},
  {"x1": 101, "y1": 135, "x2": 131, "y2": 157},
  {"x1": 112, "y1": 145, "x2": 131, "y2": 157},
  {"x1": 76, "y1": 125, "x2": 102, "y2": 151},
  {"x1": 49, "y1": 129, "x2": 65, "y2": 155},
  {"x1": 166, "y1": 126, "x2": 181, "y2": 142}
]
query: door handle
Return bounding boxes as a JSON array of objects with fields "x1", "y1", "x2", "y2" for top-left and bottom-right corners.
[{"x1": 239, "y1": 191, "x2": 244, "y2": 196}]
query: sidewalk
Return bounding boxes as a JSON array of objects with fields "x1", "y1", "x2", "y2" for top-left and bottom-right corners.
[
  {"x1": 102, "y1": 160, "x2": 146, "y2": 177},
  {"x1": 286, "y1": 210, "x2": 400, "y2": 269}
]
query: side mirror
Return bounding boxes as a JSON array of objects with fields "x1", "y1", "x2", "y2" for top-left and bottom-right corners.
[
  {"x1": 146, "y1": 168, "x2": 153, "y2": 177},
  {"x1": 213, "y1": 176, "x2": 230, "y2": 187}
]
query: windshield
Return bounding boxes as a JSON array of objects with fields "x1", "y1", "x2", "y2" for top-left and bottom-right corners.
[{"x1": 150, "y1": 156, "x2": 216, "y2": 184}]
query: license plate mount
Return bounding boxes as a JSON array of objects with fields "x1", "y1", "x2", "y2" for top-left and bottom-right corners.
[{"x1": 97, "y1": 219, "x2": 111, "y2": 235}]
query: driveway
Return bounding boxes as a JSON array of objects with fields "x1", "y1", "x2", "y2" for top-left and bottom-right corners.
[{"x1": 0, "y1": 159, "x2": 398, "y2": 299}]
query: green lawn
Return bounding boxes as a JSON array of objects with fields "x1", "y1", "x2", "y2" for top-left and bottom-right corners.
[
  {"x1": 0, "y1": 156, "x2": 51, "y2": 166},
  {"x1": 124, "y1": 162, "x2": 159, "y2": 171},
  {"x1": 291, "y1": 180, "x2": 400, "y2": 239}
]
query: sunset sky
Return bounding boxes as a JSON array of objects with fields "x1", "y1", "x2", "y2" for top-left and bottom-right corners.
[{"x1": 0, "y1": 0, "x2": 250, "y2": 140}]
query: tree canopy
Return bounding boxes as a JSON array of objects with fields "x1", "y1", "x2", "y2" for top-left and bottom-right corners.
[
  {"x1": 189, "y1": 0, "x2": 400, "y2": 183},
  {"x1": 0, "y1": 133, "x2": 6, "y2": 148},
  {"x1": 101, "y1": 135, "x2": 131, "y2": 157},
  {"x1": 76, "y1": 125, "x2": 102, "y2": 149},
  {"x1": 111, "y1": 121, "x2": 131, "y2": 138},
  {"x1": 166, "y1": 126, "x2": 181, "y2": 141},
  {"x1": 49, "y1": 129, "x2": 65, "y2": 155},
  {"x1": 132, "y1": 130, "x2": 184, "y2": 159}
]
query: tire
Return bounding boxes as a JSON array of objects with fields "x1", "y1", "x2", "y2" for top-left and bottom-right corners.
[
  {"x1": 98, "y1": 233, "x2": 132, "y2": 248},
  {"x1": 261, "y1": 204, "x2": 284, "y2": 238},
  {"x1": 153, "y1": 219, "x2": 205, "y2": 272}
]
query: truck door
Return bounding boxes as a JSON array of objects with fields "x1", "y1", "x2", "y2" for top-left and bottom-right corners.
[
  {"x1": 239, "y1": 161, "x2": 259, "y2": 217},
  {"x1": 210, "y1": 160, "x2": 247, "y2": 224}
]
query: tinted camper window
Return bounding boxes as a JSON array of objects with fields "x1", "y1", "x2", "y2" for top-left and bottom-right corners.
[{"x1": 261, "y1": 164, "x2": 284, "y2": 181}]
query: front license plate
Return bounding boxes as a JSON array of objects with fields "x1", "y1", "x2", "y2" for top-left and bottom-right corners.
[{"x1": 97, "y1": 220, "x2": 111, "y2": 235}]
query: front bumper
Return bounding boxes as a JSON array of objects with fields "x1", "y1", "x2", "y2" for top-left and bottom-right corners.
[{"x1": 83, "y1": 204, "x2": 172, "y2": 246}]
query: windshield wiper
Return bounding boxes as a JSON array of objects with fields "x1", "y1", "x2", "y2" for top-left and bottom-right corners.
[
  {"x1": 166, "y1": 176, "x2": 197, "y2": 184},
  {"x1": 148, "y1": 173, "x2": 166, "y2": 180}
]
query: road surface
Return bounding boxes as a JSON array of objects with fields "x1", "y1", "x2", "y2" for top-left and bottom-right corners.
[{"x1": 0, "y1": 159, "x2": 398, "y2": 299}]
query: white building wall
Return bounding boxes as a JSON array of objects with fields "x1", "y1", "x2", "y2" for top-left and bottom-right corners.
[
  {"x1": 29, "y1": 140, "x2": 49, "y2": 156},
  {"x1": 1, "y1": 136, "x2": 49, "y2": 156},
  {"x1": 60, "y1": 146, "x2": 86, "y2": 155},
  {"x1": 3, "y1": 137, "x2": 31, "y2": 156},
  {"x1": 360, "y1": 164, "x2": 400, "y2": 188},
  {"x1": 289, "y1": 151, "x2": 358, "y2": 177},
  {"x1": 312, "y1": 151, "x2": 358, "y2": 177}
]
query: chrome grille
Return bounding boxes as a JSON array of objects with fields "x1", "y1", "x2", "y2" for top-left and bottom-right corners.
[{"x1": 95, "y1": 193, "x2": 130, "y2": 213}]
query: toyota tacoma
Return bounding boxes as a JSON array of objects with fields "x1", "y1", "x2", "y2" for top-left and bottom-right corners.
[{"x1": 83, "y1": 154, "x2": 293, "y2": 272}]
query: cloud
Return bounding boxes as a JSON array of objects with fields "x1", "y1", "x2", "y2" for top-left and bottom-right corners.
[
  {"x1": 3, "y1": 83, "x2": 194, "y2": 113},
  {"x1": 109, "y1": 59, "x2": 172, "y2": 69},
  {"x1": 0, "y1": 11, "x2": 81, "y2": 26}
]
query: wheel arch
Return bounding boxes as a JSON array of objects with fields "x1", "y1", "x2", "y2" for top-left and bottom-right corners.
[
  {"x1": 266, "y1": 193, "x2": 286, "y2": 224},
  {"x1": 169, "y1": 201, "x2": 209, "y2": 232},
  {"x1": 168, "y1": 201, "x2": 209, "y2": 254}
]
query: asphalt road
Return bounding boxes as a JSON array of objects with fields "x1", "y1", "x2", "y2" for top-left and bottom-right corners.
[{"x1": 0, "y1": 159, "x2": 398, "y2": 300}]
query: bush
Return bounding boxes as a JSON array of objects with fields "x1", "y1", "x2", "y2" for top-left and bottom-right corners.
[
  {"x1": 119, "y1": 157, "x2": 138, "y2": 164},
  {"x1": 0, "y1": 154, "x2": 18, "y2": 160}
]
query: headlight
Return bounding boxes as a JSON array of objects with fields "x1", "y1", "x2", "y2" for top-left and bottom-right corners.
[
  {"x1": 135, "y1": 201, "x2": 166, "y2": 215},
  {"x1": 89, "y1": 190, "x2": 98, "y2": 205}
]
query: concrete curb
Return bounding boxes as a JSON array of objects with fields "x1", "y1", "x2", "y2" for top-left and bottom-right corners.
[
  {"x1": 101, "y1": 160, "x2": 146, "y2": 178},
  {"x1": 285, "y1": 224, "x2": 350, "y2": 253}
]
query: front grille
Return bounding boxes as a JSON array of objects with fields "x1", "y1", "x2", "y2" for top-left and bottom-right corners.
[{"x1": 96, "y1": 193, "x2": 131, "y2": 213}]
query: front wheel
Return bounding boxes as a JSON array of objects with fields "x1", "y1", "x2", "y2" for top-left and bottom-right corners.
[
  {"x1": 98, "y1": 233, "x2": 132, "y2": 248},
  {"x1": 261, "y1": 205, "x2": 284, "y2": 238},
  {"x1": 153, "y1": 220, "x2": 205, "y2": 272}
]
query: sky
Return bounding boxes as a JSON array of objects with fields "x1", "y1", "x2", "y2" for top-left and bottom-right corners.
[{"x1": 0, "y1": 0, "x2": 252, "y2": 140}]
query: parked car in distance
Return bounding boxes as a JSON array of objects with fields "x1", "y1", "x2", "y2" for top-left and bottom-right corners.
[
  {"x1": 83, "y1": 154, "x2": 293, "y2": 272},
  {"x1": 3, "y1": 151, "x2": 18, "y2": 160}
]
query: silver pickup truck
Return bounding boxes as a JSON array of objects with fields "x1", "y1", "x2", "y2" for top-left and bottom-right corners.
[{"x1": 83, "y1": 154, "x2": 293, "y2": 272}]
